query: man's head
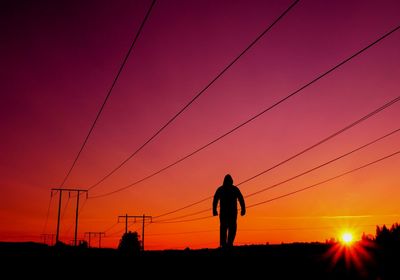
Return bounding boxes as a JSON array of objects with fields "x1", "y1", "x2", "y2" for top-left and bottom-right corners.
[{"x1": 223, "y1": 174, "x2": 233, "y2": 186}]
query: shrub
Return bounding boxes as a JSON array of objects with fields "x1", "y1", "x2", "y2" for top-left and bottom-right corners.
[{"x1": 118, "y1": 231, "x2": 141, "y2": 255}]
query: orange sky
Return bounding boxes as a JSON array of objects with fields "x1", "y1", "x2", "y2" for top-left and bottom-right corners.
[{"x1": 1, "y1": 0, "x2": 399, "y2": 249}]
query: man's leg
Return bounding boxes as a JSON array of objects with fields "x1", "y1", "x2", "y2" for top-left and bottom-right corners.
[
  {"x1": 227, "y1": 220, "x2": 237, "y2": 247},
  {"x1": 220, "y1": 219, "x2": 228, "y2": 248}
]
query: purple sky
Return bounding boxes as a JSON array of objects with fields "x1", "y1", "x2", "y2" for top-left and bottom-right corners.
[{"x1": 1, "y1": 0, "x2": 399, "y2": 249}]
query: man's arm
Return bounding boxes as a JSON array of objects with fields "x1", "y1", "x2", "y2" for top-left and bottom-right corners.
[
  {"x1": 237, "y1": 189, "x2": 246, "y2": 216},
  {"x1": 212, "y1": 188, "x2": 220, "y2": 216}
]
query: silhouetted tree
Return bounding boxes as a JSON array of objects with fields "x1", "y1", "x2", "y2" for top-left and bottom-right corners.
[
  {"x1": 118, "y1": 231, "x2": 141, "y2": 255},
  {"x1": 326, "y1": 237, "x2": 337, "y2": 244},
  {"x1": 390, "y1": 223, "x2": 400, "y2": 243},
  {"x1": 361, "y1": 232, "x2": 374, "y2": 242},
  {"x1": 375, "y1": 223, "x2": 400, "y2": 247},
  {"x1": 376, "y1": 225, "x2": 389, "y2": 243}
]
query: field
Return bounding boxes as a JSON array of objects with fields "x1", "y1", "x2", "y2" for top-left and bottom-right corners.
[{"x1": 1, "y1": 241, "x2": 399, "y2": 279}]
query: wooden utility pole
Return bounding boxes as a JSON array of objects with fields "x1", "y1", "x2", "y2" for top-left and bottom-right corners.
[
  {"x1": 51, "y1": 188, "x2": 88, "y2": 246},
  {"x1": 84, "y1": 232, "x2": 105, "y2": 248},
  {"x1": 98, "y1": 232, "x2": 105, "y2": 248},
  {"x1": 118, "y1": 214, "x2": 152, "y2": 251},
  {"x1": 41, "y1": 233, "x2": 55, "y2": 246}
]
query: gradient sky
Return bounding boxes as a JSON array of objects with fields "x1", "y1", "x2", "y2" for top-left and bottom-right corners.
[{"x1": 1, "y1": 0, "x2": 399, "y2": 249}]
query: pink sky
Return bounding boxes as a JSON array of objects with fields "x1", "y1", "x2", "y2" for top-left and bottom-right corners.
[{"x1": 1, "y1": 0, "x2": 399, "y2": 249}]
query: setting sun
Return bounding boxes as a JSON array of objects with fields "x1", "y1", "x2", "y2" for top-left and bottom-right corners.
[{"x1": 341, "y1": 232, "x2": 354, "y2": 245}]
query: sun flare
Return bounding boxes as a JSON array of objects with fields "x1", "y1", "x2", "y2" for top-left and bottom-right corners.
[{"x1": 341, "y1": 232, "x2": 354, "y2": 245}]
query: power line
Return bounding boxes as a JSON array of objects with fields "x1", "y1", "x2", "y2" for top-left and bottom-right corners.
[
  {"x1": 153, "y1": 215, "x2": 212, "y2": 224},
  {"x1": 154, "y1": 197, "x2": 212, "y2": 220},
  {"x1": 107, "y1": 221, "x2": 137, "y2": 237},
  {"x1": 104, "y1": 221, "x2": 119, "y2": 233},
  {"x1": 41, "y1": 233, "x2": 56, "y2": 246},
  {"x1": 88, "y1": 0, "x2": 300, "y2": 190},
  {"x1": 59, "y1": 0, "x2": 157, "y2": 188},
  {"x1": 154, "y1": 209, "x2": 210, "y2": 223},
  {"x1": 103, "y1": 219, "x2": 153, "y2": 236},
  {"x1": 237, "y1": 100, "x2": 400, "y2": 187},
  {"x1": 146, "y1": 224, "x2": 390, "y2": 236},
  {"x1": 84, "y1": 232, "x2": 105, "y2": 248},
  {"x1": 147, "y1": 230, "x2": 217, "y2": 236},
  {"x1": 153, "y1": 128, "x2": 400, "y2": 222},
  {"x1": 245, "y1": 127, "x2": 400, "y2": 199},
  {"x1": 51, "y1": 188, "x2": 88, "y2": 245},
  {"x1": 152, "y1": 96, "x2": 400, "y2": 219},
  {"x1": 105, "y1": 226, "x2": 125, "y2": 238},
  {"x1": 89, "y1": 24, "x2": 400, "y2": 199},
  {"x1": 62, "y1": 189, "x2": 90, "y2": 225},
  {"x1": 64, "y1": 195, "x2": 88, "y2": 236},
  {"x1": 64, "y1": 221, "x2": 75, "y2": 237},
  {"x1": 42, "y1": 191, "x2": 54, "y2": 235},
  {"x1": 60, "y1": 195, "x2": 70, "y2": 220},
  {"x1": 118, "y1": 214, "x2": 152, "y2": 250},
  {"x1": 153, "y1": 149, "x2": 400, "y2": 224},
  {"x1": 78, "y1": 195, "x2": 88, "y2": 214},
  {"x1": 246, "y1": 149, "x2": 400, "y2": 209}
]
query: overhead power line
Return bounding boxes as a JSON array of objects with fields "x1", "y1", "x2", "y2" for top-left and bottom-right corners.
[
  {"x1": 245, "y1": 128, "x2": 400, "y2": 199},
  {"x1": 106, "y1": 221, "x2": 137, "y2": 237},
  {"x1": 153, "y1": 127, "x2": 400, "y2": 222},
  {"x1": 146, "y1": 224, "x2": 391, "y2": 236},
  {"x1": 153, "y1": 149, "x2": 400, "y2": 224},
  {"x1": 78, "y1": 195, "x2": 88, "y2": 215},
  {"x1": 42, "y1": 191, "x2": 54, "y2": 235},
  {"x1": 88, "y1": 0, "x2": 300, "y2": 190},
  {"x1": 60, "y1": 195, "x2": 71, "y2": 220},
  {"x1": 89, "y1": 24, "x2": 400, "y2": 199},
  {"x1": 104, "y1": 222, "x2": 119, "y2": 233},
  {"x1": 147, "y1": 230, "x2": 216, "y2": 236},
  {"x1": 51, "y1": 188, "x2": 88, "y2": 245},
  {"x1": 153, "y1": 216, "x2": 212, "y2": 224},
  {"x1": 153, "y1": 97, "x2": 400, "y2": 219},
  {"x1": 246, "y1": 149, "x2": 400, "y2": 209},
  {"x1": 58, "y1": 0, "x2": 157, "y2": 188},
  {"x1": 102, "y1": 219, "x2": 153, "y2": 236}
]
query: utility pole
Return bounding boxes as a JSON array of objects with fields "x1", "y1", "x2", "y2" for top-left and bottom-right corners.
[
  {"x1": 118, "y1": 214, "x2": 152, "y2": 251},
  {"x1": 51, "y1": 188, "x2": 88, "y2": 246},
  {"x1": 98, "y1": 232, "x2": 105, "y2": 248},
  {"x1": 41, "y1": 233, "x2": 55, "y2": 246},
  {"x1": 84, "y1": 232, "x2": 105, "y2": 248}
]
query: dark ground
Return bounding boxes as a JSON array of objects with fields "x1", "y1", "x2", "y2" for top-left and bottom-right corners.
[{"x1": 1, "y1": 241, "x2": 399, "y2": 279}]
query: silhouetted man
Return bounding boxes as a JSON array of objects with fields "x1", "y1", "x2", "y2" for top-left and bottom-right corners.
[{"x1": 213, "y1": 174, "x2": 246, "y2": 248}]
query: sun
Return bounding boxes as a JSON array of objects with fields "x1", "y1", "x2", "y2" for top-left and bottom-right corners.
[
  {"x1": 341, "y1": 232, "x2": 354, "y2": 245},
  {"x1": 325, "y1": 230, "x2": 374, "y2": 275}
]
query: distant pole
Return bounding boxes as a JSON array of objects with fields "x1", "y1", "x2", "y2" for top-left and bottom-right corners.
[
  {"x1": 99, "y1": 232, "x2": 105, "y2": 248},
  {"x1": 41, "y1": 234, "x2": 56, "y2": 246},
  {"x1": 51, "y1": 188, "x2": 88, "y2": 246},
  {"x1": 125, "y1": 214, "x2": 128, "y2": 234},
  {"x1": 55, "y1": 190, "x2": 62, "y2": 243},
  {"x1": 142, "y1": 214, "x2": 145, "y2": 251},
  {"x1": 74, "y1": 192, "x2": 80, "y2": 246},
  {"x1": 45, "y1": 234, "x2": 52, "y2": 245},
  {"x1": 118, "y1": 214, "x2": 152, "y2": 251},
  {"x1": 85, "y1": 232, "x2": 105, "y2": 248}
]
